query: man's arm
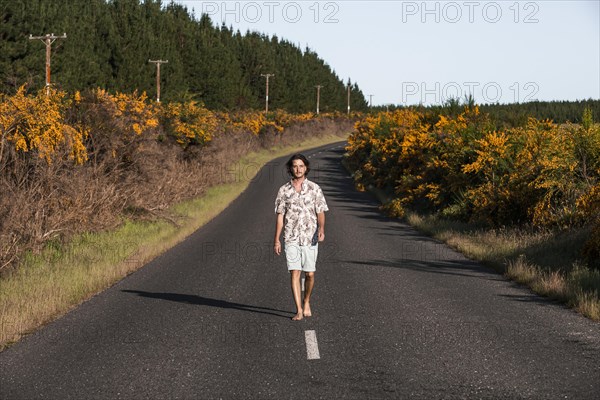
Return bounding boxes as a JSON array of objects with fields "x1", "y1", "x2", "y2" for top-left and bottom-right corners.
[
  {"x1": 317, "y1": 212, "x2": 325, "y2": 242},
  {"x1": 274, "y1": 213, "x2": 284, "y2": 255}
]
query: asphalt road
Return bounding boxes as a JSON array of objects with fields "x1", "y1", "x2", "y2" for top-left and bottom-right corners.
[{"x1": 1, "y1": 142, "x2": 599, "y2": 399}]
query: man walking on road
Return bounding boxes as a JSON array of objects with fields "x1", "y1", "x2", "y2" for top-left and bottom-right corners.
[{"x1": 274, "y1": 154, "x2": 328, "y2": 321}]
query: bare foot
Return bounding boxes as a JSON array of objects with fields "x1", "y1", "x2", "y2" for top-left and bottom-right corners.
[
  {"x1": 292, "y1": 312, "x2": 303, "y2": 321},
  {"x1": 303, "y1": 303, "x2": 312, "y2": 317}
]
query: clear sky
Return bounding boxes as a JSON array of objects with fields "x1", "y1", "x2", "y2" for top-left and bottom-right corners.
[{"x1": 176, "y1": 0, "x2": 600, "y2": 106}]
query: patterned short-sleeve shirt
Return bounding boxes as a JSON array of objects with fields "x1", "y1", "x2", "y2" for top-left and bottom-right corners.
[{"x1": 274, "y1": 178, "x2": 328, "y2": 246}]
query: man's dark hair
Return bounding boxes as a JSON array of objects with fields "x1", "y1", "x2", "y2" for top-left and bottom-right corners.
[{"x1": 286, "y1": 154, "x2": 310, "y2": 176}]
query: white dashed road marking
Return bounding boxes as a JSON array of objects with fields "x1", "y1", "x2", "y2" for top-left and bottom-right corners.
[{"x1": 305, "y1": 330, "x2": 320, "y2": 360}]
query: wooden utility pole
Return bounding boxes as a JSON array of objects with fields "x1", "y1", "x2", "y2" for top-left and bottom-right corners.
[
  {"x1": 260, "y1": 73, "x2": 274, "y2": 114},
  {"x1": 29, "y1": 33, "x2": 67, "y2": 96},
  {"x1": 347, "y1": 83, "x2": 351, "y2": 115},
  {"x1": 315, "y1": 85, "x2": 324, "y2": 114},
  {"x1": 149, "y1": 59, "x2": 168, "y2": 102}
]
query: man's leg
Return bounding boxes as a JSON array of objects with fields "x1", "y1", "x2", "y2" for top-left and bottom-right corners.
[
  {"x1": 303, "y1": 272, "x2": 315, "y2": 317},
  {"x1": 290, "y1": 270, "x2": 303, "y2": 320}
]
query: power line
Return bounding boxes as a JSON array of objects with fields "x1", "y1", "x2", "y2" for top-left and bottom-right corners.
[
  {"x1": 148, "y1": 59, "x2": 168, "y2": 103},
  {"x1": 28, "y1": 33, "x2": 67, "y2": 96}
]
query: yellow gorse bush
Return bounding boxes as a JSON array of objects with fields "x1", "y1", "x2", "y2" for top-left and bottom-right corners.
[
  {"x1": 217, "y1": 109, "x2": 318, "y2": 136},
  {"x1": 91, "y1": 89, "x2": 159, "y2": 138},
  {"x1": 0, "y1": 86, "x2": 88, "y2": 165},
  {"x1": 163, "y1": 101, "x2": 217, "y2": 147},
  {"x1": 346, "y1": 107, "x2": 600, "y2": 230},
  {"x1": 1, "y1": 88, "x2": 331, "y2": 168},
  {"x1": 463, "y1": 131, "x2": 510, "y2": 175}
]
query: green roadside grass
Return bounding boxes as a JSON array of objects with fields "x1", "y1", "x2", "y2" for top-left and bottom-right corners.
[
  {"x1": 405, "y1": 213, "x2": 600, "y2": 321},
  {"x1": 0, "y1": 133, "x2": 348, "y2": 350}
]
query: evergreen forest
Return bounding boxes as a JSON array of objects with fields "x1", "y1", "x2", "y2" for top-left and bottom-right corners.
[{"x1": 0, "y1": 0, "x2": 369, "y2": 112}]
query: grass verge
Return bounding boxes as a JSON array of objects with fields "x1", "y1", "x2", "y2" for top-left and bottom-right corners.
[
  {"x1": 405, "y1": 212, "x2": 600, "y2": 321},
  {"x1": 0, "y1": 132, "x2": 348, "y2": 350}
]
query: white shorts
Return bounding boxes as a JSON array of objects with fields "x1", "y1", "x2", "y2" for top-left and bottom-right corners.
[{"x1": 284, "y1": 243, "x2": 319, "y2": 272}]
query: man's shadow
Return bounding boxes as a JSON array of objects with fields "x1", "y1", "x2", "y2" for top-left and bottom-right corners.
[{"x1": 122, "y1": 290, "x2": 291, "y2": 319}]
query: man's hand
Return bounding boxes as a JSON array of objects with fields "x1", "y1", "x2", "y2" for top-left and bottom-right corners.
[
  {"x1": 274, "y1": 213, "x2": 284, "y2": 255},
  {"x1": 274, "y1": 241, "x2": 282, "y2": 256},
  {"x1": 318, "y1": 230, "x2": 325, "y2": 242},
  {"x1": 317, "y1": 212, "x2": 325, "y2": 242}
]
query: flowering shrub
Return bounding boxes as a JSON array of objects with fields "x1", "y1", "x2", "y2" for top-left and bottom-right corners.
[
  {"x1": 216, "y1": 109, "x2": 318, "y2": 136},
  {"x1": 162, "y1": 101, "x2": 217, "y2": 148},
  {"x1": 86, "y1": 89, "x2": 160, "y2": 138},
  {"x1": 0, "y1": 89, "x2": 333, "y2": 168},
  {"x1": 0, "y1": 86, "x2": 88, "y2": 165},
  {"x1": 346, "y1": 107, "x2": 600, "y2": 232}
]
